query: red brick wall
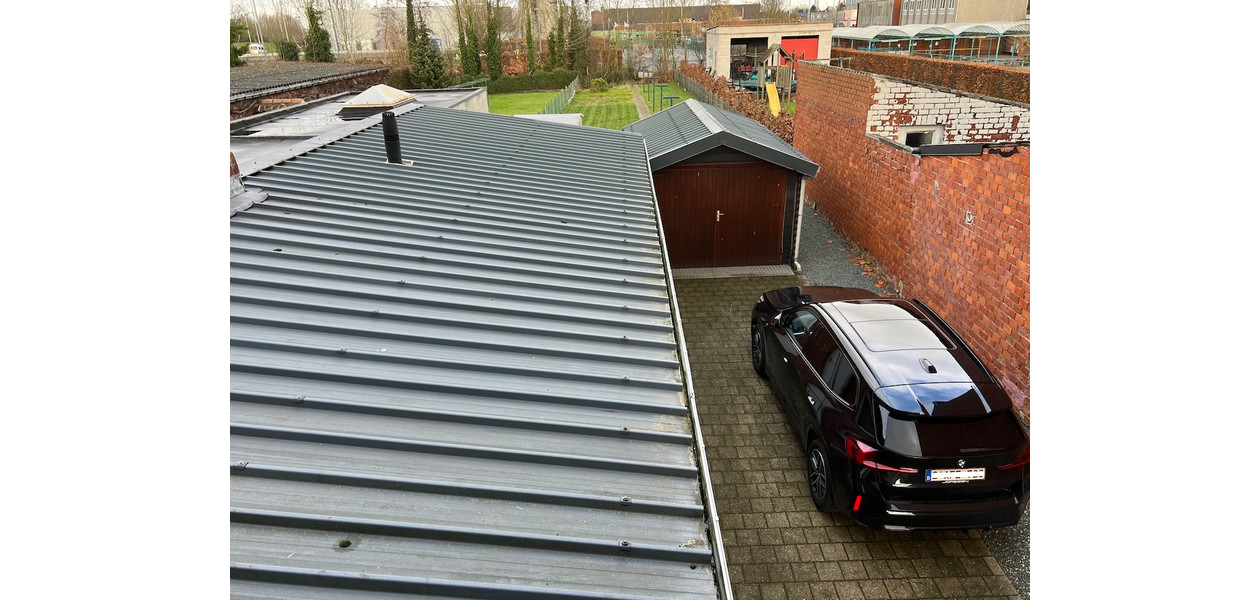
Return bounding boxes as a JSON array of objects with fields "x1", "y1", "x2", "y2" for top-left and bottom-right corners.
[{"x1": 794, "y1": 61, "x2": 1031, "y2": 421}]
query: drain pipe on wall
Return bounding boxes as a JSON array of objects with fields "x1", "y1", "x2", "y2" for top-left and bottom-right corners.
[
  {"x1": 638, "y1": 138, "x2": 735, "y2": 600},
  {"x1": 792, "y1": 178, "x2": 808, "y2": 271}
]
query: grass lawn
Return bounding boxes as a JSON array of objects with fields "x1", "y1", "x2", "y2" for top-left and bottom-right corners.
[
  {"x1": 487, "y1": 91, "x2": 561, "y2": 115},
  {"x1": 565, "y1": 85, "x2": 640, "y2": 130}
]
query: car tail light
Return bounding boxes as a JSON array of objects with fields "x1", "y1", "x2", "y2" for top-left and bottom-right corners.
[
  {"x1": 852, "y1": 495, "x2": 862, "y2": 511},
  {"x1": 845, "y1": 436, "x2": 917, "y2": 473},
  {"x1": 999, "y1": 445, "x2": 1030, "y2": 470}
]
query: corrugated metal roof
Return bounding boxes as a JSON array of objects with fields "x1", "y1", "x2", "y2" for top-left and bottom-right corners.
[
  {"x1": 623, "y1": 99, "x2": 819, "y2": 178},
  {"x1": 231, "y1": 105, "x2": 725, "y2": 599}
]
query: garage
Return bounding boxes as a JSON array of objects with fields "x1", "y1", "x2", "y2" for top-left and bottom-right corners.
[{"x1": 624, "y1": 99, "x2": 819, "y2": 269}]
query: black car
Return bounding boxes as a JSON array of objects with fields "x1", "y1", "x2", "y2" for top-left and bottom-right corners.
[{"x1": 750, "y1": 286, "x2": 1029, "y2": 531}]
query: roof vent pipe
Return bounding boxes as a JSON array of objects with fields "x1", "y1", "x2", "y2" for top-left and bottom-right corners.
[{"x1": 382, "y1": 111, "x2": 403, "y2": 164}]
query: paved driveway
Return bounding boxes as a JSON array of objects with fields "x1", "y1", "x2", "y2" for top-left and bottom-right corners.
[{"x1": 675, "y1": 274, "x2": 1022, "y2": 600}]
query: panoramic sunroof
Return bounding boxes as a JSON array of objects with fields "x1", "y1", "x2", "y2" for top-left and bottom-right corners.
[
  {"x1": 828, "y1": 301, "x2": 952, "y2": 352},
  {"x1": 851, "y1": 320, "x2": 946, "y2": 352}
]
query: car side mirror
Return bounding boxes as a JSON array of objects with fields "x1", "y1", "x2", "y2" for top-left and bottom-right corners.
[{"x1": 772, "y1": 313, "x2": 785, "y2": 328}]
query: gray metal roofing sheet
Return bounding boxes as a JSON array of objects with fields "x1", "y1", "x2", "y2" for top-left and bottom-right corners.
[
  {"x1": 231, "y1": 105, "x2": 722, "y2": 599},
  {"x1": 623, "y1": 99, "x2": 819, "y2": 178}
]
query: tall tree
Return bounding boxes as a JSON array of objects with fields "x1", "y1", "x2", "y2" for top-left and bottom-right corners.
[
  {"x1": 458, "y1": 0, "x2": 484, "y2": 75},
  {"x1": 565, "y1": 0, "x2": 586, "y2": 75},
  {"x1": 409, "y1": 1, "x2": 450, "y2": 87},
  {"x1": 759, "y1": 0, "x2": 793, "y2": 23},
  {"x1": 304, "y1": 2, "x2": 335, "y2": 61},
  {"x1": 405, "y1": 0, "x2": 419, "y2": 51},
  {"x1": 524, "y1": 0, "x2": 537, "y2": 72},
  {"x1": 484, "y1": 1, "x2": 503, "y2": 79},
  {"x1": 552, "y1": 1, "x2": 567, "y2": 69}
]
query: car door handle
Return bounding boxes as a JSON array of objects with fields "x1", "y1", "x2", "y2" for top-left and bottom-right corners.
[
  {"x1": 807, "y1": 394, "x2": 815, "y2": 405},
  {"x1": 783, "y1": 357, "x2": 788, "y2": 363}
]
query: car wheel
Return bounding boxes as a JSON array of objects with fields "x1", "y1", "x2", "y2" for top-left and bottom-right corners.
[
  {"x1": 806, "y1": 438, "x2": 838, "y2": 511},
  {"x1": 750, "y1": 324, "x2": 767, "y2": 377}
]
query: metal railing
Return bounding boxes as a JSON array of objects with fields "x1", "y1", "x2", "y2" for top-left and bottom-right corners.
[
  {"x1": 540, "y1": 76, "x2": 580, "y2": 114},
  {"x1": 674, "y1": 71, "x2": 737, "y2": 113},
  {"x1": 448, "y1": 77, "x2": 490, "y2": 89}
]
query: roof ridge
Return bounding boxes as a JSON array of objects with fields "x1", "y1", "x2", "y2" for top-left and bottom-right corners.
[{"x1": 686, "y1": 99, "x2": 725, "y2": 136}]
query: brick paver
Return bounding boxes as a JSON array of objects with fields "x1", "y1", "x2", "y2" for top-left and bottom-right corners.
[{"x1": 677, "y1": 276, "x2": 1021, "y2": 600}]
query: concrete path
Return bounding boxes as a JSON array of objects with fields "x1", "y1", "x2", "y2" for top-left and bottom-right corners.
[{"x1": 631, "y1": 84, "x2": 651, "y2": 119}]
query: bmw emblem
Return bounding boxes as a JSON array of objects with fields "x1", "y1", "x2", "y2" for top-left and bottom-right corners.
[{"x1": 957, "y1": 459, "x2": 966, "y2": 468}]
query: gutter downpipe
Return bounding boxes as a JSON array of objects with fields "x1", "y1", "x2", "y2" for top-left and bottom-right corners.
[{"x1": 639, "y1": 137, "x2": 734, "y2": 600}]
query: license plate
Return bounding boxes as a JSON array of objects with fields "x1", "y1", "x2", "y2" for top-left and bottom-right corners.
[{"x1": 926, "y1": 467, "x2": 985, "y2": 482}]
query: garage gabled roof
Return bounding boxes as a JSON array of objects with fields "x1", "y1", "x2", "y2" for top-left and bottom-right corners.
[
  {"x1": 231, "y1": 104, "x2": 727, "y2": 599},
  {"x1": 623, "y1": 99, "x2": 820, "y2": 178}
]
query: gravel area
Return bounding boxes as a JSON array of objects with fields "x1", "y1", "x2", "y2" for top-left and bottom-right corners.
[{"x1": 796, "y1": 206, "x2": 1031, "y2": 600}]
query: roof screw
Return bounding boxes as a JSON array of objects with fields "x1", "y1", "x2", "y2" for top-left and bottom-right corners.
[
  {"x1": 621, "y1": 376, "x2": 630, "y2": 383},
  {"x1": 419, "y1": 256, "x2": 426, "y2": 260},
  {"x1": 621, "y1": 305, "x2": 629, "y2": 311},
  {"x1": 338, "y1": 348, "x2": 348, "y2": 354},
  {"x1": 621, "y1": 496, "x2": 631, "y2": 504},
  {"x1": 619, "y1": 540, "x2": 631, "y2": 550},
  {"x1": 371, "y1": 309, "x2": 380, "y2": 316},
  {"x1": 294, "y1": 395, "x2": 305, "y2": 403},
  {"x1": 397, "y1": 280, "x2": 406, "y2": 284},
  {"x1": 621, "y1": 336, "x2": 628, "y2": 342},
  {"x1": 232, "y1": 461, "x2": 248, "y2": 470},
  {"x1": 621, "y1": 427, "x2": 629, "y2": 433}
]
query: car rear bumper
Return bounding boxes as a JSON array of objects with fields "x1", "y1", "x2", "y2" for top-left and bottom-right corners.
[
  {"x1": 849, "y1": 481, "x2": 1028, "y2": 531},
  {"x1": 875, "y1": 496, "x2": 1026, "y2": 530}
]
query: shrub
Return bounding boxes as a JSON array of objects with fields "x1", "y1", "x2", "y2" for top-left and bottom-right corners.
[
  {"x1": 231, "y1": 45, "x2": 245, "y2": 67},
  {"x1": 387, "y1": 67, "x2": 411, "y2": 89},
  {"x1": 276, "y1": 41, "x2": 300, "y2": 61},
  {"x1": 487, "y1": 69, "x2": 578, "y2": 94},
  {"x1": 588, "y1": 77, "x2": 609, "y2": 92}
]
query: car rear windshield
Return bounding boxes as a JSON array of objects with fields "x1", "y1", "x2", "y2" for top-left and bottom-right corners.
[{"x1": 878, "y1": 407, "x2": 1027, "y2": 458}]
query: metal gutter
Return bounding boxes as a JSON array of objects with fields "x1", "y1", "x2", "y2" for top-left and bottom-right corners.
[{"x1": 639, "y1": 135, "x2": 735, "y2": 600}]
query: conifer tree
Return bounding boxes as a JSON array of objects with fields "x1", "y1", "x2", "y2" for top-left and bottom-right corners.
[
  {"x1": 524, "y1": 0, "x2": 537, "y2": 72},
  {"x1": 303, "y1": 2, "x2": 335, "y2": 62},
  {"x1": 553, "y1": 2, "x2": 567, "y2": 69},
  {"x1": 408, "y1": 1, "x2": 450, "y2": 88},
  {"x1": 565, "y1": 0, "x2": 586, "y2": 75}
]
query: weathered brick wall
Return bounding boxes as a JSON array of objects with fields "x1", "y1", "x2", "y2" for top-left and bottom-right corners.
[
  {"x1": 795, "y1": 61, "x2": 1031, "y2": 421},
  {"x1": 831, "y1": 48, "x2": 1030, "y2": 104},
  {"x1": 868, "y1": 77, "x2": 1030, "y2": 143},
  {"x1": 229, "y1": 71, "x2": 389, "y2": 120}
]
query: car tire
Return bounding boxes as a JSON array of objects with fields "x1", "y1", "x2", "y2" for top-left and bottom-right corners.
[
  {"x1": 806, "y1": 438, "x2": 839, "y2": 511},
  {"x1": 750, "y1": 323, "x2": 767, "y2": 377}
]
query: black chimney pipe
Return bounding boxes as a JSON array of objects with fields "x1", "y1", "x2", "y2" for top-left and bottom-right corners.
[{"x1": 382, "y1": 112, "x2": 403, "y2": 164}]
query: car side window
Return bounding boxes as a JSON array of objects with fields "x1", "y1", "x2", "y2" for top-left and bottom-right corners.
[
  {"x1": 784, "y1": 309, "x2": 819, "y2": 346},
  {"x1": 805, "y1": 330, "x2": 859, "y2": 405}
]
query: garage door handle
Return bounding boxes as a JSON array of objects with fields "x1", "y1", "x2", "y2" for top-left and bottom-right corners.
[{"x1": 716, "y1": 210, "x2": 725, "y2": 222}]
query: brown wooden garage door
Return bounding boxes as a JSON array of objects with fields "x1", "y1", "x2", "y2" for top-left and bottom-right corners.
[{"x1": 655, "y1": 162, "x2": 787, "y2": 268}]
